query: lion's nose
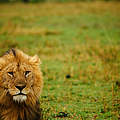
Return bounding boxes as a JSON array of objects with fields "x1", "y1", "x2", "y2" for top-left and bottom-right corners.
[{"x1": 15, "y1": 85, "x2": 26, "y2": 91}]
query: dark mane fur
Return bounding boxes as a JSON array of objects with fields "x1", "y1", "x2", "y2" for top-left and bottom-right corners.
[{"x1": 3, "y1": 48, "x2": 16, "y2": 57}]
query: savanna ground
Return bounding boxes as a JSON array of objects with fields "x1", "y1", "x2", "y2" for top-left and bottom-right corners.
[{"x1": 0, "y1": 1, "x2": 120, "y2": 120}]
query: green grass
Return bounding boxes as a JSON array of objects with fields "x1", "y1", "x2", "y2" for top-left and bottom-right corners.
[{"x1": 0, "y1": 2, "x2": 120, "y2": 120}]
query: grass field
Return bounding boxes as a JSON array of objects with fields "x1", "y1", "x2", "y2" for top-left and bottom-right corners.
[{"x1": 0, "y1": 2, "x2": 120, "y2": 120}]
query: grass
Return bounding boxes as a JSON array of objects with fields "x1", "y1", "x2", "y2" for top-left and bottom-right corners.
[{"x1": 0, "y1": 1, "x2": 120, "y2": 120}]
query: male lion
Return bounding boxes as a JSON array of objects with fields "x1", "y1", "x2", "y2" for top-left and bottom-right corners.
[{"x1": 0, "y1": 49, "x2": 43, "y2": 120}]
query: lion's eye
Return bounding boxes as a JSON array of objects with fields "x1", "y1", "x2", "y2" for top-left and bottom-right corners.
[
  {"x1": 8, "y1": 72, "x2": 14, "y2": 77},
  {"x1": 25, "y1": 71, "x2": 31, "y2": 77}
]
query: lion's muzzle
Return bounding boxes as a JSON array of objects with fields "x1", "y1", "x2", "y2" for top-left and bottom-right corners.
[{"x1": 13, "y1": 84, "x2": 27, "y2": 102}]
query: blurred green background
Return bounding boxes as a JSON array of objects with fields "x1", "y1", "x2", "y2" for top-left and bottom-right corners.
[
  {"x1": 0, "y1": 0, "x2": 120, "y2": 3},
  {"x1": 0, "y1": 1, "x2": 120, "y2": 120}
]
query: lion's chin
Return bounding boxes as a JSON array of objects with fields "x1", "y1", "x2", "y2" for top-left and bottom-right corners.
[{"x1": 13, "y1": 95, "x2": 27, "y2": 103}]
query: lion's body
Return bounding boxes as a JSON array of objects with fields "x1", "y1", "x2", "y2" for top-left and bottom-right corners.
[{"x1": 0, "y1": 49, "x2": 43, "y2": 120}]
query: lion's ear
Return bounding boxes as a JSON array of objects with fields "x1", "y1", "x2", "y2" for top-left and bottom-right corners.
[{"x1": 30, "y1": 55, "x2": 41, "y2": 65}]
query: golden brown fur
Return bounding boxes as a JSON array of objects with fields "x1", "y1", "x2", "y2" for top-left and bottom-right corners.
[{"x1": 0, "y1": 49, "x2": 43, "y2": 120}]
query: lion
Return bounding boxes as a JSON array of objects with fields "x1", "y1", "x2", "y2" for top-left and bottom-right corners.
[{"x1": 0, "y1": 48, "x2": 43, "y2": 120}]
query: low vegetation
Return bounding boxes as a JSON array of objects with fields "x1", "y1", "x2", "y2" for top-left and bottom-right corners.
[{"x1": 0, "y1": 2, "x2": 120, "y2": 120}]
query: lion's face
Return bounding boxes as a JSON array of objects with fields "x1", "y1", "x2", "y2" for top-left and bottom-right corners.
[
  {"x1": 0, "y1": 49, "x2": 43, "y2": 104},
  {"x1": 3, "y1": 63, "x2": 34, "y2": 102}
]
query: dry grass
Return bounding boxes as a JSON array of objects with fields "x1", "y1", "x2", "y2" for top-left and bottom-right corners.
[
  {"x1": 0, "y1": 21, "x2": 61, "y2": 35},
  {"x1": 0, "y1": 2, "x2": 120, "y2": 17}
]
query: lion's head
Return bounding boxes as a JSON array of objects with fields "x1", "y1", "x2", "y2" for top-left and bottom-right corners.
[{"x1": 0, "y1": 49, "x2": 43, "y2": 106}]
